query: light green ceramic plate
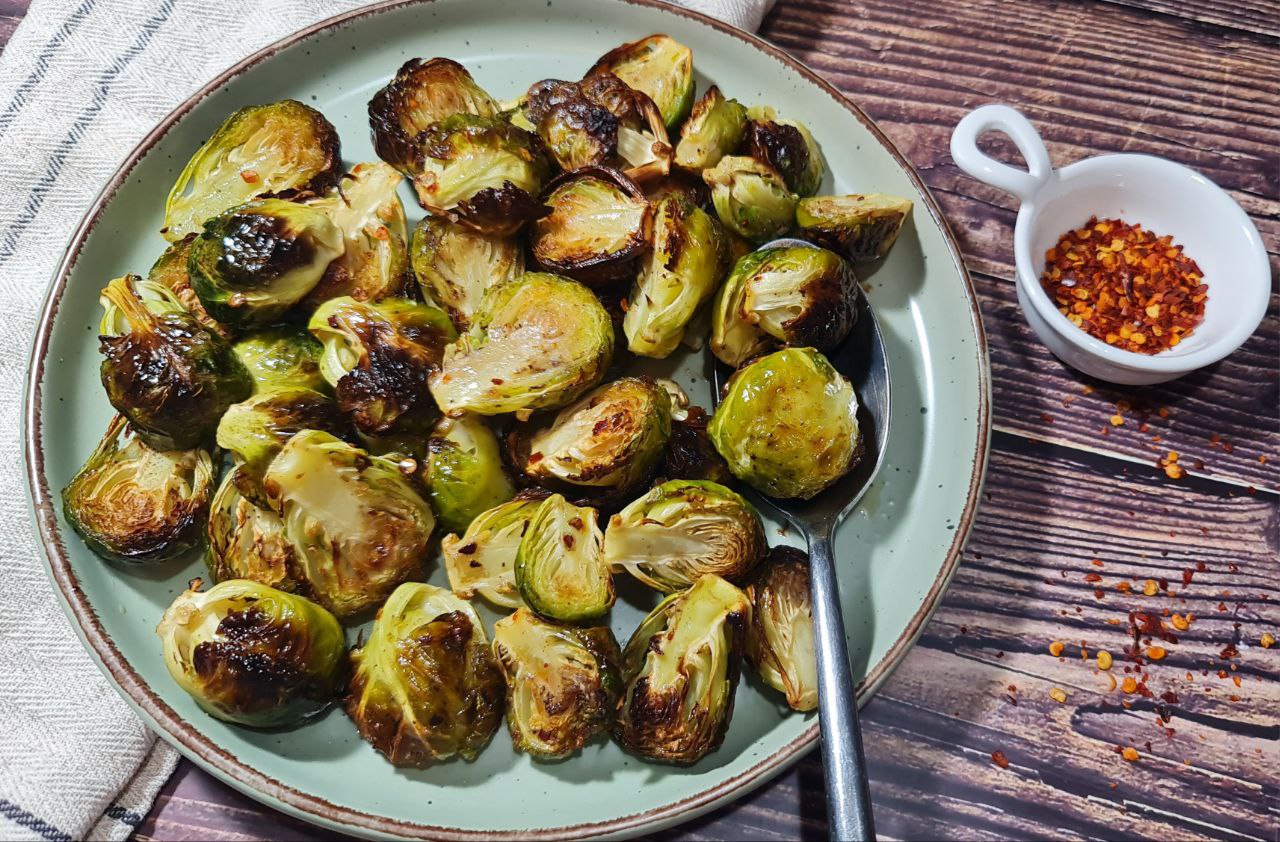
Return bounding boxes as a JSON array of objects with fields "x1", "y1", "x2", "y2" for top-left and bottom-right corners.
[{"x1": 24, "y1": 0, "x2": 989, "y2": 837}]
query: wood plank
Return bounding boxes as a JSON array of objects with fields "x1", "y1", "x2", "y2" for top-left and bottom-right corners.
[{"x1": 1098, "y1": 0, "x2": 1280, "y2": 39}]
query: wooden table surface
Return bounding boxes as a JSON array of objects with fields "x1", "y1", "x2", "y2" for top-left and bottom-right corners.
[{"x1": 5, "y1": 0, "x2": 1277, "y2": 838}]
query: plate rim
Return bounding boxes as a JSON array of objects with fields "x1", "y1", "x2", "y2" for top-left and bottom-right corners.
[{"x1": 22, "y1": 0, "x2": 991, "y2": 838}]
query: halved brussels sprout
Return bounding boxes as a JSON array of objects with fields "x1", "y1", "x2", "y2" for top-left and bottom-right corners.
[
  {"x1": 346, "y1": 581, "x2": 504, "y2": 766},
  {"x1": 98, "y1": 275, "x2": 251, "y2": 450},
  {"x1": 644, "y1": 170, "x2": 711, "y2": 209},
  {"x1": 588, "y1": 34, "x2": 695, "y2": 130},
  {"x1": 702, "y1": 156, "x2": 797, "y2": 243},
  {"x1": 264, "y1": 430, "x2": 435, "y2": 619},
  {"x1": 511, "y1": 377, "x2": 672, "y2": 496},
  {"x1": 62, "y1": 415, "x2": 214, "y2": 564},
  {"x1": 148, "y1": 234, "x2": 229, "y2": 339},
  {"x1": 795, "y1": 194, "x2": 914, "y2": 262},
  {"x1": 492, "y1": 608, "x2": 622, "y2": 759},
  {"x1": 206, "y1": 467, "x2": 301, "y2": 593},
  {"x1": 188, "y1": 198, "x2": 345, "y2": 328},
  {"x1": 623, "y1": 195, "x2": 728, "y2": 358},
  {"x1": 308, "y1": 296, "x2": 457, "y2": 436},
  {"x1": 745, "y1": 546, "x2": 817, "y2": 712},
  {"x1": 613, "y1": 574, "x2": 751, "y2": 764},
  {"x1": 368, "y1": 58, "x2": 500, "y2": 175},
  {"x1": 740, "y1": 245, "x2": 856, "y2": 350},
  {"x1": 663, "y1": 405, "x2": 731, "y2": 484},
  {"x1": 157, "y1": 578, "x2": 345, "y2": 727},
  {"x1": 604, "y1": 479, "x2": 765, "y2": 593},
  {"x1": 515, "y1": 494, "x2": 614, "y2": 623},
  {"x1": 531, "y1": 167, "x2": 652, "y2": 285},
  {"x1": 442, "y1": 498, "x2": 542, "y2": 609},
  {"x1": 741, "y1": 107, "x2": 824, "y2": 198},
  {"x1": 231, "y1": 327, "x2": 328, "y2": 394},
  {"x1": 674, "y1": 86, "x2": 747, "y2": 171},
  {"x1": 425, "y1": 413, "x2": 515, "y2": 535},
  {"x1": 410, "y1": 113, "x2": 551, "y2": 236},
  {"x1": 163, "y1": 100, "x2": 341, "y2": 242},
  {"x1": 709, "y1": 347, "x2": 862, "y2": 500},
  {"x1": 430, "y1": 273, "x2": 614, "y2": 420},
  {"x1": 410, "y1": 215, "x2": 523, "y2": 330},
  {"x1": 304, "y1": 162, "x2": 412, "y2": 305},
  {"x1": 709, "y1": 250, "x2": 774, "y2": 367}
]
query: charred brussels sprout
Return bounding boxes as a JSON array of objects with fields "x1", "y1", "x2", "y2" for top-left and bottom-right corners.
[
  {"x1": 492, "y1": 608, "x2": 622, "y2": 759},
  {"x1": 62, "y1": 415, "x2": 214, "y2": 564},
  {"x1": 148, "y1": 234, "x2": 229, "y2": 339},
  {"x1": 368, "y1": 58, "x2": 499, "y2": 175},
  {"x1": 709, "y1": 348, "x2": 862, "y2": 500},
  {"x1": 425, "y1": 414, "x2": 515, "y2": 535},
  {"x1": 410, "y1": 215, "x2": 523, "y2": 330},
  {"x1": 188, "y1": 199, "x2": 344, "y2": 328},
  {"x1": 156, "y1": 578, "x2": 345, "y2": 727},
  {"x1": 663, "y1": 406, "x2": 731, "y2": 484},
  {"x1": 206, "y1": 467, "x2": 301, "y2": 593},
  {"x1": 795, "y1": 193, "x2": 913, "y2": 262},
  {"x1": 515, "y1": 494, "x2": 614, "y2": 623},
  {"x1": 346, "y1": 582, "x2": 503, "y2": 766},
  {"x1": 231, "y1": 327, "x2": 328, "y2": 394},
  {"x1": 741, "y1": 107, "x2": 824, "y2": 198},
  {"x1": 604, "y1": 480, "x2": 765, "y2": 593},
  {"x1": 709, "y1": 250, "x2": 774, "y2": 367},
  {"x1": 531, "y1": 167, "x2": 652, "y2": 285},
  {"x1": 430, "y1": 273, "x2": 613, "y2": 420},
  {"x1": 613, "y1": 574, "x2": 751, "y2": 764},
  {"x1": 745, "y1": 546, "x2": 817, "y2": 712},
  {"x1": 442, "y1": 498, "x2": 542, "y2": 609},
  {"x1": 644, "y1": 171, "x2": 711, "y2": 209},
  {"x1": 163, "y1": 100, "x2": 341, "y2": 242},
  {"x1": 587, "y1": 34, "x2": 695, "y2": 130},
  {"x1": 98, "y1": 275, "x2": 251, "y2": 450},
  {"x1": 674, "y1": 86, "x2": 747, "y2": 171},
  {"x1": 623, "y1": 195, "x2": 728, "y2": 358},
  {"x1": 264, "y1": 430, "x2": 435, "y2": 619},
  {"x1": 702, "y1": 156, "x2": 797, "y2": 243},
  {"x1": 740, "y1": 245, "x2": 857, "y2": 351},
  {"x1": 308, "y1": 296, "x2": 456, "y2": 436}
]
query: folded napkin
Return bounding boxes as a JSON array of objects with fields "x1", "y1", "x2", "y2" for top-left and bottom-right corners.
[{"x1": 0, "y1": 0, "x2": 776, "y2": 839}]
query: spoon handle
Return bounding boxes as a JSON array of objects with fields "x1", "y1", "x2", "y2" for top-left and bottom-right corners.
[{"x1": 808, "y1": 531, "x2": 875, "y2": 841}]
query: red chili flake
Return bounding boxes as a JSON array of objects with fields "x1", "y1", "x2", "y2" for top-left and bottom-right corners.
[
  {"x1": 568, "y1": 516, "x2": 584, "y2": 530},
  {"x1": 528, "y1": 452, "x2": 544, "y2": 464},
  {"x1": 1220, "y1": 644, "x2": 1239, "y2": 660},
  {"x1": 239, "y1": 169, "x2": 259, "y2": 183},
  {"x1": 1217, "y1": 602, "x2": 1228, "y2": 612},
  {"x1": 1094, "y1": 589, "x2": 1106, "y2": 600},
  {"x1": 996, "y1": 651, "x2": 1005, "y2": 659},
  {"x1": 991, "y1": 751, "x2": 1010, "y2": 769},
  {"x1": 457, "y1": 542, "x2": 477, "y2": 555},
  {"x1": 1092, "y1": 559, "x2": 1105, "y2": 567},
  {"x1": 1222, "y1": 441, "x2": 1235, "y2": 454},
  {"x1": 1085, "y1": 572, "x2": 1103, "y2": 583},
  {"x1": 491, "y1": 378, "x2": 505, "y2": 385},
  {"x1": 1196, "y1": 561, "x2": 1207, "y2": 572},
  {"x1": 1182, "y1": 569, "x2": 1194, "y2": 586},
  {"x1": 562, "y1": 534, "x2": 575, "y2": 549},
  {"x1": 1040, "y1": 413, "x2": 1054, "y2": 424}
]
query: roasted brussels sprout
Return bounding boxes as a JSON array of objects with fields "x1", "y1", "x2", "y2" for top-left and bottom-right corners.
[
  {"x1": 430, "y1": 273, "x2": 614, "y2": 420},
  {"x1": 492, "y1": 608, "x2": 622, "y2": 759},
  {"x1": 702, "y1": 155, "x2": 797, "y2": 243},
  {"x1": 740, "y1": 245, "x2": 856, "y2": 350},
  {"x1": 425, "y1": 413, "x2": 515, "y2": 535},
  {"x1": 708, "y1": 347, "x2": 862, "y2": 500},
  {"x1": 515, "y1": 494, "x2": 614, "y2": 623},
  {"x1": 613, "y1": 574, "x2": 751, "y2": 764},
  {"x1": 156, "y1": 578, "x2": 345, "y2": 727},
  {"x1": 709, "y1": 250, "x2": 774, "y2": 367},
  {"x1": 511, "y1": 377, "x2": 672, "y2": 497},
  {"x1": 663, "y1": 406, "x2": 731, "y2": 484},
  {"x1": 231, "y1": 327, "x2": 328, "y2": 394},
  {"x1": 587, "y1": 34, "x2": 695, "y2": 130},
  {"x1": 264, "y1": 430, "x2": 435, "y2": 619},
  {"x1": 206, "y1": 467, "x2": 301, "y2": 593},
  {"x1": 148, "y1": 234, "x2": 229, "y2": 339},
  {"x1": 795, "y1": 193, "x2": 914, "y2": 262},
  {"x1": 410, "y1": 215, "x2": 523, "y2": 330},
  {"x1": 304, "y1": 162, "x2": 413, "y2": 305},
  {"x1": 442, "y1": 498, "x2": 542, "y2": 609},
  {"x1": 741, "y1": 107, "x2": 824, "y2": 198},
  {"x1": 604, "y1": 480, "x2": 765, "y2": 593},
  {"x1": 531, "y1": 167, "x2": 652, "y2": 285},
  {"x1": 98, "y1": 275, "x2": 252, "y2": 450},
  {"x1": 163, "y1": 100, "x2": 341, "y2": 242},
  {"x1": 674, "y1": 86, "x2": 747, "y2": 171},
  {"x1": 644, "y1": 170, "x2": 711, "y2": 209},
  {"x1": 62, "y1": 415, "x2": 214, "y2": 564},
  {"x1": 745, "y1": 546, "x2": 817, "y2": 712},
  {"x1": 346, "y1": 582, "x2": 503, "y2": 766},
  {"x1": 309, "y1": 296, "x2": 456, "y2": 436},
  {"x1": 188, "y1": 198, "x2": 345, "y2": 328},
  {"x1": 409, "y1": 113, "x2": 551, "y2": 236},
  {"x1": 623, "y1": 195, "x2": 728, "y2": 358},
  {"x1": 368, "y1": 58, "x2": 500, "y2": 175}
]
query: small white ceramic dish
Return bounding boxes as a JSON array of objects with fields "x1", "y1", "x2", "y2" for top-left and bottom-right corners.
[{"x1": 950, "y1": 103, "x2": 1269, "y2": 385}]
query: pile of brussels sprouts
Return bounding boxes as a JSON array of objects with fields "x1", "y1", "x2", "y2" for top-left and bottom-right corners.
[{"x1": 64, "y1": 33, "x2": 911, "y2": 767}]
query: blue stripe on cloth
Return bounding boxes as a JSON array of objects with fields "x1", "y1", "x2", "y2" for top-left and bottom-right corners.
[
  {"x1": 0, "y1": 0, "x2": 97, "y2": 134},
  {"x1": 104, "y1": 804, "x2": 144, "y2": 828},
  {"x1": 0, "y1": 799, "x2": 73, "y2": 842}
]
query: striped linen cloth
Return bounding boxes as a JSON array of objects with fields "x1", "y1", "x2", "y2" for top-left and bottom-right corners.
[{"x1": 0, "y1": 0, "x2": 775, "y2": 839}]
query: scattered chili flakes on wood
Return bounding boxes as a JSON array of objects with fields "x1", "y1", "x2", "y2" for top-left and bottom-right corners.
[
  {"x1": 1121, "y1": 746, "x2": 1140, "y2": 762},
  {"x1": 991, "y1": 750, "x2": 1010, "y2": 769},
  {"x1": 1146, "y1": 645, "x2": 1167, "y2": 661},
  {"x1": 1049, "y1": 640, "x2": 1065, "y2": 657}
]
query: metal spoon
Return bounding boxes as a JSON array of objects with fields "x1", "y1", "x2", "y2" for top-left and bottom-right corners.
[{"x1": 710, "y1": 238, "x2": 890, "y2": 841}]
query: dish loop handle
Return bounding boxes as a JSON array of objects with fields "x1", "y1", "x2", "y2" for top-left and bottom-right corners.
[{"x1": 950, "y1": 104, "x2": 1052, "y2": 202}]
